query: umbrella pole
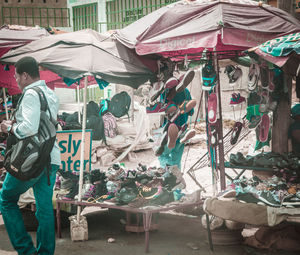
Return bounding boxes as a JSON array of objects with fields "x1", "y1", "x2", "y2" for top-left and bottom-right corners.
[
  {"x1": 214, "y1": 52, "x2": 226, "y2": 191},
  {"x1": 77, "y1": 85, "x2": 81, "y2": 124},
  {"x1": 2, "y1": 88, "x2": 9, "y2": 120},
  {"x1": 76, "y1": 76, "x2": 88, "y2": 222}
]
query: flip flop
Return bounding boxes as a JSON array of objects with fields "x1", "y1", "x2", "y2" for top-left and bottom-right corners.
[
  {"x1": 248, "y1": 115, "x2": 261, "y2": 129},
  {"x1": 150, "y1": 81, "x2": 165, "y2": 102},
  {"x1": 176, "y1": 70, "x2": 195, "y2": 92},
  {"x1": 260, "y1": 66, "x2": 269, "y2": 89},
  {"x1": 248, "y1": 63, "x2": 259, "y2": 92},
  {"x1": 230, "y1": 121, "x2": 243, "y2": 145},
  {"x1": 209, "y1": 125, "x2": 218, "y2": 147},
  {"x1": 207, "y1": 93, "x2": 217, "y2": 124},
  {"x1": 259, "y1": 114, "x2": 270, "y2": 143},
  {"x1": 268, "y1": 70, "x2": 275, "y2": 92}
]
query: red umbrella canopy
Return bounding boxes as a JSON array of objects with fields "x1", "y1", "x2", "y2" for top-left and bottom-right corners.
[
  {"x1": 0, "y1": 65, "x2": 98, "y2": 95},
  {"x1": 115, "y1": 0, "x2": 300, "y2": 60}
]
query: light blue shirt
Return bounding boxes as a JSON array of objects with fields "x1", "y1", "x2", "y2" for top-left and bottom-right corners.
[{"x1": 12, "y1": 80, "x2": 61, "y2": 166}]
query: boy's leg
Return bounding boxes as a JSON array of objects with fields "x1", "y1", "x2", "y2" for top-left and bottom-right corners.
[
  {"x1": 0, "y1": 174, "x2": 37, "y2": 255},
  {"x1": 33, "y1": 165, "x2": 59, "y2": 255},
  {"x1": 170, "y1": 141, "x2": 185, "y2": 170}
]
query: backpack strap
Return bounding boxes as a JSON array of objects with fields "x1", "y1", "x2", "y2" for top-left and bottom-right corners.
[
  {"x1": 30, "y1": 87, "x2": 57, "y2": 127},
  {"x1": 30, "y1": 87, "x2": 50, "y2": 115},
  {"x1": 30, "y1": 87, "x2": 54, "y2": 186}
]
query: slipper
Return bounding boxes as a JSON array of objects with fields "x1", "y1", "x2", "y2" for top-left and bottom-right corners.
[
  {"x1": 180, "y1": 129, "x2": 196, "y2": 144},
  {"x1": 224, "y1": 65, "x2": 243, "y2": 85},
  {"x1": 230, "y1": 121, "x2": 243, "y2": 145},
  {"x1": 268, "y1": 70, "x2": 275, "y2": 92},
  {"x1": 150, "y1": 81, "x2": 165, "y2": 102},
  {"x1": 248, "y1": 63, "x2": 259, "y2": 91},
  {"x1": 259, "y1": 91, "x2": 269, "y2": 113},
  {"x1": 230, "y1": 93, "x2": 245, "y2": 106},
  {"x1": 248, "y1": 115, "x2": 261, "y2": 129},
  {"x1": 260, "y1": 66, "x2": 269, "y2": 89},
  {"x1": 209, "y1": 125, "x2": 218, "y2": 147},
  {"x1": 176, "y1": 70, "x2": 195, "y2": 92},
  {"x1": 207, "y1": 93, "x2": 217, "y2": 124},
  {"x1": 259, "y1": 114, "x2": 270, "y2": 143},
  {"x1": 167, "y1": 123, "x2": 179, "y2": 149}
]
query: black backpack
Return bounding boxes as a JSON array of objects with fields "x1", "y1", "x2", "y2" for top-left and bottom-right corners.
[
  {"x1": 108, "y1": 91, "x2": 131, "y2": 118},
  {"x1": 86, "y1": 101, "x2": 100, "y2": 117},
  {"x1": 4, "y1": 87, "x2": 57, "y2": 183},
  {"x1": 86, "y1": 115, "x2": 106, "y2": 142}
]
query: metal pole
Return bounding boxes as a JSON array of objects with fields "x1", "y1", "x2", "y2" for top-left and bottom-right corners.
[
  {"x1": 2, "y1": 88, "x2": 9, "y2": 120},
  {"x1": 77, "y1": 85, "x2": 81, "y2": 124},
  {"x1": 214, "y1": 52, "x2": 226, "y2": 191},
  {"x1": 76, "y1": 76, "x2": 88, "y2": 222}
]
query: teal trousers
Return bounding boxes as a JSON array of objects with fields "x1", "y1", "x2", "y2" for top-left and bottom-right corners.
[
  {"x1": 0, "y1": 165, "x2": 59, "y2": 255},
  {"x1": 159, "y1": 140, "x2": 185, "y2": 170}
]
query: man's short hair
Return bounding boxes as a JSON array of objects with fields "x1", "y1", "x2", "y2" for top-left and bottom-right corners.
[{"x1": 15, "y1": 56, "x2": 40, "y2": 79}]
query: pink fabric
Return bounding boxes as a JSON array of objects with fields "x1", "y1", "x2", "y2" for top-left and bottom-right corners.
[
  {"x1": 0, "y1": 64, "x2": 97, "y2": 95},
  {"x1": 253, "y1": 48, "x2": 289, "y2": 67},
  {"x1": 102, "y1": 112, "x2": 117, "y2": 138}
]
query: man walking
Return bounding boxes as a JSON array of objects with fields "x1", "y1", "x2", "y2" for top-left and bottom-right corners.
[{"x1": 0, "y1": 56, "x2": 61, "y2": 255}]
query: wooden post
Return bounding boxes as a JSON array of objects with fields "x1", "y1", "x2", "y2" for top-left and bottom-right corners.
[{"x1": 271, "y1": 73, "x2": 292, "y2": 154}]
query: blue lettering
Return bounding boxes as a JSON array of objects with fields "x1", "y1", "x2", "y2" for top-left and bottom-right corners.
[
  {"x1": 68, "y1": 134, "x2": 72, "y2": 153},
  {"x1": 73, "y1": 160, "x2": 80, "y2": 171},
  {"x1": 58, "y1": 140, "x2": 67, "y2": 153},
  {"x1": 72, "y1": 140, "x2": 81, "y2": 157}
]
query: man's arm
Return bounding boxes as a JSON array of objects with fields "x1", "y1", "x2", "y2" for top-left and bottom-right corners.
[{"x1": 12, "y1": 91, "x2": 41, "y2": 139}]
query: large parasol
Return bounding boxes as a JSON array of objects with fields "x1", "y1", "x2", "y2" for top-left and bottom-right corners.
[{"x1": 115, "y1": 0, "x2": 300, "y2": 60}]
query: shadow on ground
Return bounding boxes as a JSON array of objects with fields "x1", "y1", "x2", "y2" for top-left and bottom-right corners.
[{"x1": 0, "y1": 209, "x2": 299, "y2": 255}]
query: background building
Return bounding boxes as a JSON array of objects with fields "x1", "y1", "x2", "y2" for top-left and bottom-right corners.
[{"x1": 0, "y1": 0, "x2": 70, "y2": 27}]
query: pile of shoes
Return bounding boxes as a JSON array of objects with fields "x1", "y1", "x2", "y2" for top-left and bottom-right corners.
[
  {"x1": 56, "y1": 164, "x2": 187, "y2": 208},
  {"x1": 218, "y1": 175, "x2": 300, "y2": 208},
  {"x1": 229, "y1": 152, "x2": 300, "y2": 174}
]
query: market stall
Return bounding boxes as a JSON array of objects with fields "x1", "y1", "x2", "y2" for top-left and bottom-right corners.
[
  {"x1": 0, "y1": 28, "x2": 203, "y2": 252},
  {"x1": 114, "y1": 0, "x2": 300, "y2": 250},
  {"x1": 115, "y1": 0, "x2": 300, "y2": 192},
  {"x1": 202, "y1": 31, "x2": 300, "y2": 250}
]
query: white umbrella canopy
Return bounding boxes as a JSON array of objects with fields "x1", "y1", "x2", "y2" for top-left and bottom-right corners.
[
  {"x1": 0, "y1": 29, "x2": 157, "y2": 224},
  {"x1": 1, "y1": 29, "x2": 156, "y2": 89}
]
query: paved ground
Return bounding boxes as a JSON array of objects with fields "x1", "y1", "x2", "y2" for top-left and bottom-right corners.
[{"x1": 0, "y1": 208, "x2": 298, "y2": 255}]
